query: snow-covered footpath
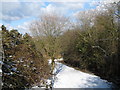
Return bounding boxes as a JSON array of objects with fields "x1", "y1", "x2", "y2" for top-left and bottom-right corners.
[
  {"x1": 53, "y1": 62, "x2": 112, "y2": 88},
  {"x1": 32, "y1": 59, "x2": 113, "y2": 89}
]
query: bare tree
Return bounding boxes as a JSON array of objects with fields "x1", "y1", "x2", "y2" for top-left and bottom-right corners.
[
  {"x1": 30, "y1": 13, "x2": 69, "y2": 59},
  {"x1": 29, "y1": 12, "x2": 69, "y2": 88}
]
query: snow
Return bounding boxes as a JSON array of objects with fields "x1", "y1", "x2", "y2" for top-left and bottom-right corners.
[
  {"x1": 54, "y1": 58, "x2": 63, "y2": 62},
  {"x1": 0, "y1": 61, "x2": 3, "y2": 65},
  {"x1": 0, "y1": 69, "x2": 2, "y2": 73},
  {"x1": 32, "y1": 86, "x2": 39, "y2": 88},
  {"x1": 48, "y1": 58, "x2": 63, "y2": 64},
  {"x1": 11, "y1": 67, "x2": 17, "y2": 72},
  {"x1": 32, "y1": 59, "x2": 113, "y2": 89},
  {"x1": 53, "y1": 62, "x2": 112, "y2": 88}
]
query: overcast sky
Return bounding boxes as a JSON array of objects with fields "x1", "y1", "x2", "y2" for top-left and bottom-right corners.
[{"x1": 0, "y1": 0, "x2": 119, "y2": 34}]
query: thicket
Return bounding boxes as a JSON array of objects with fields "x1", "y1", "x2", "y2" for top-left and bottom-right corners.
[
  {"x1": 1, "y1": 25, "x2": 50, "y2": 89},
  {"x1": 61, "y1": 3, "x2": 120, "y2": 87}
]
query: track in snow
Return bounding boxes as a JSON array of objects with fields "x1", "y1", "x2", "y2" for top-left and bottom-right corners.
[{"x1": 53, "y1": 62, "x2": 112, "y2": 88}]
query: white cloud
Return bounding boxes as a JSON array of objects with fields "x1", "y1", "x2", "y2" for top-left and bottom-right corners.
[
  {"x1": 0, "y1": 1, "x2": 44, "y2": 22},
  {"x1": 62, "y1": 2, "x2": 83, "y2": 10},
  {"x1": 41, "y1": 4, "x2": 56, "y2": 14},
  {"x1": 1, "y1": 0, "x2": 119, "y2": 24},
  {"x1": 1, "y1": 0, "x2": 91, "y2": 2},
  {"x1": 0, "y1": 1, "x2": 84, "y2": 24},
  {"x1": 0, "y1": 23, "x2": 3, "y2": 30},
  {"x1": 0, "y1": 14, "x2": 21, "y2": 22},
  {"x1": 40, "y1": 2, "x2": 84, "y2": 16},
  {"x1": 0, "y1": 22, "x2": 31, "y2": 34},
  {"x1": 0, "y1": 23, "x2": 14, "y2": 30},
  {"x1": 74, "y1": 0, "x2": 119, "y2": 16},
  {"x1": 15, "y1": 21, "x2": 31, "y2": 34},
  {"x1": 47, "y1": 0, "x2": 90, "y2": 2}
]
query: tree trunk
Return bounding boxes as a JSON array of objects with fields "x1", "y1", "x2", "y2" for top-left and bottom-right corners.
[{"x1": 49, "y1": 57, "x2": 55, "y2": 89}]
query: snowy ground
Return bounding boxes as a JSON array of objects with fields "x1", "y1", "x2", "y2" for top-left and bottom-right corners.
[
  {"x1": 53, "y1": 62, "x2": 112, "y2": 88},
  {"x1": 32, "y1": 59, "x2": 113, "y2": 89}
]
